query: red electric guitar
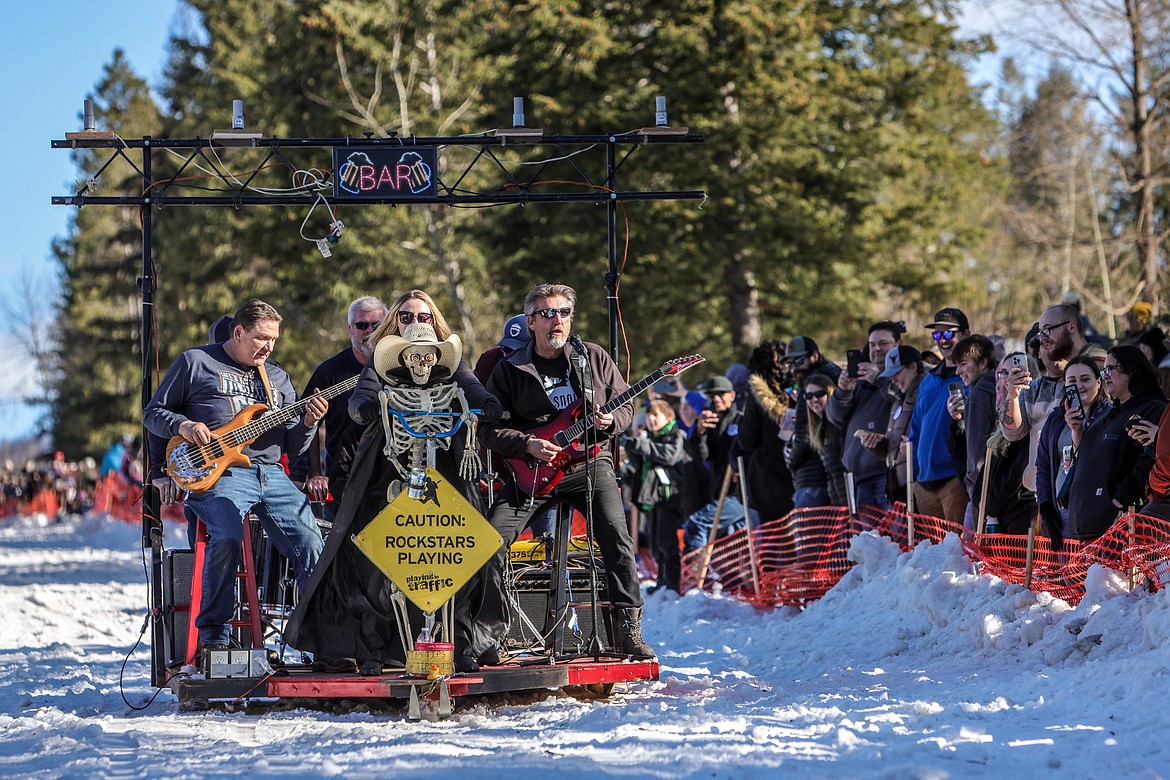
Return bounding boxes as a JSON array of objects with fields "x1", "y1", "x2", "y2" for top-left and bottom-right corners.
[{"x1": 504, "y1": 354, "x2": 705, "y2": 497}]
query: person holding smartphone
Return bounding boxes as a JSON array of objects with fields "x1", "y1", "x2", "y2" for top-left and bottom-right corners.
[
  {"x1": 1034, "y1": 356, "x2": 1110, "y2": 551},
  {"x1": 828, "y1": 321, "x2": 904, "y2": 512},
  {"x1": 1064, "y1": 346, "x2": 1167, "y2": 543},
  {"x1": 907, "y1": 308, "x2": 972, "y2": 525}
]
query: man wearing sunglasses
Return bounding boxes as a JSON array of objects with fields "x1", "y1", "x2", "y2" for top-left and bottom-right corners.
[
  {"x1": 289, "y1": 296, "x2": 388, "y2": 523},
  {"x1": 907, "y1": 307, "x2": 972, "y2": 525},
  {"x1": 480, "y1": 283, "x2": 653, "y2": 659}
]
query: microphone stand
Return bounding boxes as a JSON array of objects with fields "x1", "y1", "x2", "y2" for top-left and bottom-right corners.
[{"x1": 569, "y1": 335, "x2": 619, "y2": 661}]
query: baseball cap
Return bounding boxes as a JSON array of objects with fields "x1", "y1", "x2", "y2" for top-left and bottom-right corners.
[
  {"x1": 701, "y1": 376, "x2": 735, "y2": 395},
  {"x1": 497, "y1": 314, "x2": 530, "y2": 351},
  {"x1": 925, "y1": 307, "x2": 969, "y2": 331},
  {"x1": 880, "y1": 345, "x2": 922, "y2": 378},
  {"x1": 785, "y1": 336, "x2": 819, "y2": 360}
]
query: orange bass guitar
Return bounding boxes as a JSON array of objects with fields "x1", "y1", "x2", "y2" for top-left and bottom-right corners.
[{"x1": 164, "y1": 375, "x2": 360, "y2": 493}]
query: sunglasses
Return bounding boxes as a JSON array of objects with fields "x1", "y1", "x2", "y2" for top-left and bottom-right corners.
[
  {"x1": 535, "y1": 307, "x2": 573, "y2": 320},
  {"x1": 931, "y1": 329, "x2": 958, "y2": 341},
  {"x1": 397, "y1": 310, "x2": 435, "y2": 325},
  {"x1": 351, "y1": 321, "x2": 382, "y2": 331},
  {"x1": 804, "y1": 390, "x2": 828, "y2": 400}
]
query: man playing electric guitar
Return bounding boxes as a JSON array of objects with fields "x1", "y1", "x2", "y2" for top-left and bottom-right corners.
[
  {"x1": 480, "y1": 283, "x2": 654, "y2": 659},
  {"x1": 144, "y1": 299, "x2": 326, "y2": 660}
]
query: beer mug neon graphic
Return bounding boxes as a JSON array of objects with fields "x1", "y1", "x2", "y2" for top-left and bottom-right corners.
[{"x1": 337, "y1": 150, "x2": 433, "y2": 195}]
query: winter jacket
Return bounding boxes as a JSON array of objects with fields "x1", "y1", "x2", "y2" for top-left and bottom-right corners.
[
  {"x1": 626, "y1": 421, "x2": 693, "y2": 511},
  {"x1": 1035, "y1": 396, "x2": 1109, "y2": 529},
  {"x1": 876, "y1": 371, "x2": 923, "y2": 489},
  {"x1": 825, "y1": 376, "x2": 891, "y2": 481},
  {"x1": 961, "y1": 370, "x2": 998, "y2": 505},
  {"x1": 908, "y1": 364, "x2": 963, "y2": 485},
  {"x1": 1067, "y1": 390, "x2": 1167, "y2": 540},
  {"x1": 480, "y1": 340, "x2": 632, "y2": 463},
  {"x1": 736, "y1": 375, "x2": 795, "y2": 522},
  {"x1": 689, "y1": 403, "x2": 743, "y2": 503},
  {"x1": 785, "y1": 360, "x2": 842, "y2": 490}
]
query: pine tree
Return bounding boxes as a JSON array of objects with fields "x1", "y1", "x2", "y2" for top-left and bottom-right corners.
[{"x1": 51, "y1": 50, "x2": 161, "y2": 457}]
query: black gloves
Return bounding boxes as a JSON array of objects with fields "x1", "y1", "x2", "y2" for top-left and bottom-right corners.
[
  {"x1": 1039, "y1": 501, "x2": 1063, "y2": 552},
  {"x1": 478, "y1": 400, "x2": 504, "y2": 426}
]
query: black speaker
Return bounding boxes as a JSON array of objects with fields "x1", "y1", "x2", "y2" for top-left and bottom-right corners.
[
  {"x1": 162, "y1": 549, "x2": 194, "y2": 667},
  {"x1": 506, "y1": 564, "x2": 612, "y2": 654}
]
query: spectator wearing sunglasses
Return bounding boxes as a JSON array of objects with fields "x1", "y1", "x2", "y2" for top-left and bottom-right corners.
[
  {"x1": 907, "y1": 307, "x2": 971, "y2": 525},
  {"x1": 794, "y1": 375, "x2": 847, "y2": 507},
  {"x1": 781, "y1": 336, "x2": 842, "y2": 508},
  {"x1": 288, "y1": 296, "x2": 388, "y2": 521},
  {"x1": 480, "y1": 282, "x2": 653, "y2": 660}
]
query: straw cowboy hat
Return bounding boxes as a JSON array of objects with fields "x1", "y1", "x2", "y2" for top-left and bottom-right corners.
[{"x1": 373, "y1": 322, "x2": 462, "y2": 385}]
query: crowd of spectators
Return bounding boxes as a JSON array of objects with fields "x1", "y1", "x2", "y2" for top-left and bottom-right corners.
[{"x1": 621, "y1": 293, "x2": 1170, "y2": 588}]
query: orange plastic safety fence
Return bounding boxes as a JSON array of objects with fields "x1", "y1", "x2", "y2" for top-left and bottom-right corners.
[{"x1": 680, "y1": 504, "x2": 1170, "y2": 609}]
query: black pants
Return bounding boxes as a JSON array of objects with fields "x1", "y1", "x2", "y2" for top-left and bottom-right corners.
[
  {"x1": 647, "y1": 497, "x2": 684, "y2": 592},
  {"x1": 473, "y1": 458, "x2": 642, "y2": 647}
]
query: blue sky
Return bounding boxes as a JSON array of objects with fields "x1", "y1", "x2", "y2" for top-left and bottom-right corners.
[{"x1": 0, "y1": 1, "x2": 179, "y2": 441}]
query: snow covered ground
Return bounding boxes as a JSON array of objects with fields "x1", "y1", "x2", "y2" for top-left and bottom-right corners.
[{"x1": 2, "y1": 512, "x2": 1168, "y2": 779}]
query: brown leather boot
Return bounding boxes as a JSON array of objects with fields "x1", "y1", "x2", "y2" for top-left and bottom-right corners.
[{"x1": 612, "y1": 607, "x2": 655, "y2": 659}]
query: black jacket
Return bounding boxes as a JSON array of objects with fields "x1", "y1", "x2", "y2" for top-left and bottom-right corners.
[
  {"x1": 1068, "y1": 390, "x2": 1167, "y2": 540},
  {"x1": 736, "y1": 375, "x2": 795, "y2": 522}
]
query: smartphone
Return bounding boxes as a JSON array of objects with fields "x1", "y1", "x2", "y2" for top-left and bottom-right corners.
[
  {"x1": 1010, "y1": 353, "x2": 1026, "y2": 370},
  {"x1": 1125, "y1": 414, "x2": 1143, "y2": 432},
  {"x1": 846, "y1": 349, "x2": 864, "y2": 379},
  {"x1": 1064, "y1": 383, "x2": 1083, "y2": 419},
  {"x1": 948, "y1": 382, "x2": 965, "y2": 401}
]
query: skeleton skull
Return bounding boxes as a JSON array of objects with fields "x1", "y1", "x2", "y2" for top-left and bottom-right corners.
[{"x1": 402, "y1": 345, "x2": 439, "y2": 384}]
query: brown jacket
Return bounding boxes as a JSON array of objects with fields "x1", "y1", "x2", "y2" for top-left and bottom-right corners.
[{"x1": 481, "y1": 340, "x2": 633, "y2": 459}]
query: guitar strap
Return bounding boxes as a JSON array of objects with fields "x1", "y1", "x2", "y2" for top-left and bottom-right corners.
[
  {"x1": 255, "y1": 362, "x2": 277, "y2": 408},
  {"x1": 569, "y1": 348, "x2": 595, "y2": 404}
]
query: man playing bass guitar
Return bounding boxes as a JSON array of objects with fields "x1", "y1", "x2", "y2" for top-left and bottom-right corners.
[
  {"x1": 481, "y1": 283, "x2": 654, "y2": 659},
  {"x1": 144, "y1": 299, "x2": 326, "y2": 660}
]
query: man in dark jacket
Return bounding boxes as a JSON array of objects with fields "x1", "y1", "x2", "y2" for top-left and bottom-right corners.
[
  {"x1": 289, "y1": 296, "x2": 387, "y2": 521},
  {"x1": 690, "y1": 375, "x2": 741, "y2": 503},
  {"x1": 827, "y1": 322, "x2": 902, "y2": 511},
  {"x1": 481, "y1": 283, "x2": 653, "y2": 660}
]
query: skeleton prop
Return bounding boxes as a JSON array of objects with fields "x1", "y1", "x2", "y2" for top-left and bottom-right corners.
[{"x1": 372, "y1": 323, "x2": 481, "y2": 491}]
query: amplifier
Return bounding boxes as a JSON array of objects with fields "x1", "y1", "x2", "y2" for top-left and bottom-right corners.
[
  {"x1": 506, "y1": 564, "x2": 612, "y2": 654},
  {"x1": 162, "y1": 549, "x2": 194, "y2": 668}
]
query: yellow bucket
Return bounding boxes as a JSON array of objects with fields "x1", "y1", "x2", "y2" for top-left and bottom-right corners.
[{"x1": 406, "y1": 641, "x2": 455, "y2": 677}]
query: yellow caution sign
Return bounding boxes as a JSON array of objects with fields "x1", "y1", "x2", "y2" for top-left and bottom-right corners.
[{"x1": 352, "y1": 467, "x2": 502, "y2": 612}]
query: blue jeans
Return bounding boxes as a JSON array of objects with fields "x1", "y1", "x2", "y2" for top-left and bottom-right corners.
[
  {"x1": 793, "y1": 486, "x2": 830, "y2": 509},
  {"x1": 854, "y1": 474, "x2": 891, "y2": 512},
  {"x1": 185, "y1": 464, "x2": 324, "y2": 645}
]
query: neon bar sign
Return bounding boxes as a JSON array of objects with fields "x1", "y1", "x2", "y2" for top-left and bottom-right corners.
[{"x1": 333, "y1": 146, "x2": 437, "y2": 199}]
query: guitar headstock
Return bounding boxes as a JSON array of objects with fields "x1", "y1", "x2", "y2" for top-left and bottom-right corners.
[{"x1": 660, "y1": 354, "x2": 705, "y2": 376}]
